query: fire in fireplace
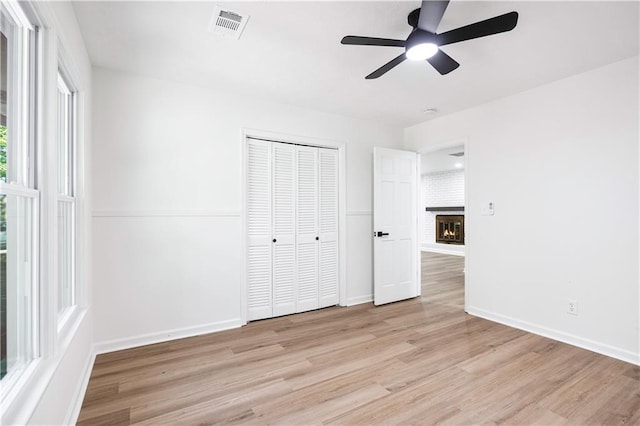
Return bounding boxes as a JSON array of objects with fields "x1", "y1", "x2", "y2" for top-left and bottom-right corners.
[{"x1": 435, "y1": 215, "x2": 464, "y2": 245}]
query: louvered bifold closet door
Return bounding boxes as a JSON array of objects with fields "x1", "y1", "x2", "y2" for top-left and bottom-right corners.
[
  {"x1": 296, "y1": 146, "x2": 319, "y2": 313},
  {"x1": 272, "y1": 142, "x2": 297, "y2": 317},
  {"x1": 247, "y1": 139, "x2": 273, "y2": 321},
  {"x1": 319, "y1": 149, "x2": 339, "y2": 307}
]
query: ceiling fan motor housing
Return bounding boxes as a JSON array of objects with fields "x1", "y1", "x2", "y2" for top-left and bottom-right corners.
[
  {"x1": 406, "y1": 29, "x2": 438, "y2": 53},
  {"x1": 406, "y1": 7, "x2": 439, "y2": 59},
  {"x1": 407, "y1": 8, "x2": 421, "y2": 28}
]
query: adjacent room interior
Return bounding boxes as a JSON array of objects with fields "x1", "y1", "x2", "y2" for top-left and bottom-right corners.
[
  {"x1": 420, "y1": 144, "x2": 466, "y2": 309},
  {"x1": 0, "y1": 1, "x2": 638, "y2": 424}
]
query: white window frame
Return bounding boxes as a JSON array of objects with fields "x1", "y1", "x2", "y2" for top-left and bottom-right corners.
[
  {"x1": 56, "y1": 71, "x2": 76, "y2": 330},
  {"x1": 0, "y1": 0, "x2": 39, "y2": 407},
  {"x1": 1, "y1": 1, "x2": 90, "y2": 422}
]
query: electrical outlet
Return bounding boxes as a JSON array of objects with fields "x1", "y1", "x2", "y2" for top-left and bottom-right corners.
[{"x1": 567, "y1": 299, "x2": 578, "y2": 315}]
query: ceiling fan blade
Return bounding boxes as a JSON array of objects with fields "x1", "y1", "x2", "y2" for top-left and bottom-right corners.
[
  {"x1": 365, "y1": 53, "x2": 407, "y2": 79},
  {"x1": 426, "y1": 49, "x2": 459, "y2": 75},
  {"x1": 341, "y1": 36, "x2": 406, "y2": 47},
  {"x1": 437, "y1": 11, "x2": 519, "y2": 46},
  {"x1": 417, "y1": 0, "x2": 450, "y2": 33}
]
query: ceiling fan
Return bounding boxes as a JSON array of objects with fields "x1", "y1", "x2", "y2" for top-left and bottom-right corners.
[{"x1": 341, "y1": 0, "x2": 519, "y2": 79}]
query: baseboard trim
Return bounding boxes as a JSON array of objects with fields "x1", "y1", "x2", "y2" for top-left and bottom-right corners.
[
  {"x1": 92, "y1": 210, "x2": 241, "y2": 218},
  {"x1": 466, "y1": 306, "x2": 640, "y2": 366},
  {"x1": 346, "y1": 295, "x2": 373, "y2": 306},
  {"x1": 93, "y1": 318, "x2": 245, "y2": 355},
  {"x1": 64, "y1": 351, "x2": 96, "y2": 425},
  {"x1": 346, "y1": 210, "x2": 372, "y2": 216},
  {"x1": 421, "y1": 245, "x2": 465, "y2": 257}
]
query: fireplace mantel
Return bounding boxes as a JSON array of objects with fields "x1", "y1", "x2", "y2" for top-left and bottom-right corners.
[{"x1": 425, "y1": 206, "x2": 465, "y2": 212}]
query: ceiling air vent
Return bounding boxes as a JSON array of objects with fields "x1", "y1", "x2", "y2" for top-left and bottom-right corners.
[{"x1": 208, "y1": 6, "x2": 249, "y2": 40}]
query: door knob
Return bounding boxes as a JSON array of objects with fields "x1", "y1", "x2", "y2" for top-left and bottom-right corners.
[
  {"x1": 315, "y1": 236, "x2": 319, "y2": 241},
  {"x1": 376, "y1": 231, "x2": 389, "y2": 237},
  {"x1": 273, "y1": 238, "x2": 277, "y2": 243}
]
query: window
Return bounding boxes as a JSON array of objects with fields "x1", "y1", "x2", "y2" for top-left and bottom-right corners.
[
  {"x1": 57, "y1": 73, "x2": 75, "y2": 325},
  {"x1": 0, "y1": 1, "x2": 37, "y2": 387}
]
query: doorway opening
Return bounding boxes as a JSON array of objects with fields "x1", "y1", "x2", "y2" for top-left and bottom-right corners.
[{"x1": 419, "y1": 143, "x2": 466, "y2": 311}]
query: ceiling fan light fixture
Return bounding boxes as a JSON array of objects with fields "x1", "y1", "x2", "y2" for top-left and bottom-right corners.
[
  {"x1": 405, "y1": 29, "x2": 438, "y2": 61},
  {"x1": 406, "y1": 42, "x2": 438, "y2": 60}
]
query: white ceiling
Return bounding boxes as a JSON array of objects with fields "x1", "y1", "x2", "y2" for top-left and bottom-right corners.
[
  {"x1": 72, "y1": 1, "x2": 639, "y2": 128},
  {"x1": 421, "y1": 144, "x2": 464, "y2": 174}
]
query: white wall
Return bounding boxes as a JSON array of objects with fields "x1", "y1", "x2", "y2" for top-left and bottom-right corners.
[
  {"x1": 405, "y1": 56, "x2": 639, "y2": 364},
  {"x1": 91, "y1": 67, "x2": 403, "y2": 349}
]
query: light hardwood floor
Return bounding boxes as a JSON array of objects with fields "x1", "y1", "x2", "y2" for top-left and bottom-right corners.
[{"x1": 78, "y1": 252, "x2": 640, "y2": 425}]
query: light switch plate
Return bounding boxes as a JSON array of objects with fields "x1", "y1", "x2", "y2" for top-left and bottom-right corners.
[{"x1": 481, "y1": 202, "x2": 495, "y2": 216}]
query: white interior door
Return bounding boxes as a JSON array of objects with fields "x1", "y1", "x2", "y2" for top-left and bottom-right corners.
[
  {"x1": 373, "y1": 147, "x2": 419, "y2": 305},
  {"x1": 272, "y1": 142, "x2": 297, "y2": 317},
  {"x1": 318, "y1": 149, "x2": 339, "y2": 307},
  {"x1": 296, "y1": 146, "x2": 319, "y2": 313},
  {"x1": 246, "y1": 139, "x2": 273, "y2": 320}
]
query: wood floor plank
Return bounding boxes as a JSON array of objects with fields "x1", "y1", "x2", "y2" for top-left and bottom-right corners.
[
  {"x1": 78, "y1": 251, "x2": 640, "y2": 425},
  {"x1": 266, "y1": 383, "x2": 390, "y2": 425},
  {"x1": 116, "y1": 344, "x2": 282, "y2": 394},
  {"x1": 131, "y1": 379, "x2": 293, "y2": 425},
  {"x1": 250, "y1": 358, "x2": 407, "y2": 422},
  {"x1": 539, "y1": 355, "x2": 636, "y2": 419},
  {"x1": 326, "y1": 365, "x2": 476, "y2": 424},
  {"x1": 77, "y1": 407, "x2": 131, "y2": 426},
  {"x1": 286, "y1": 341, "x2": 415, "y2": 391}
]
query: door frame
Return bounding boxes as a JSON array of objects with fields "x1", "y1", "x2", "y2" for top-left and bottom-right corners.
[
  {"x1": 418, "y1": 137, "x2": 469, "y2": 312},
  {"x1": 240, "y1": 128, "x2": 347, "y2": 325}
]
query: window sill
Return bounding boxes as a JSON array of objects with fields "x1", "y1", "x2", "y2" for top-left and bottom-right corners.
[
  {"x1": 1, "y1": 308, "x2": 88, "y2": 425},
  {"x1": 57, "y1": 306, "x2": 86, "y2": 356},
  {"x1": 57, "y1": 305, "x2": 78, "y2": 336},
  {"x1": 0, "y1": 358, "x2": 44, "y2": 425}
]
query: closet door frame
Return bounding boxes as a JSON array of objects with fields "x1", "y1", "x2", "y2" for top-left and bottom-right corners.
[{"x1": 241, "y1": 128, "x2": 346, "y2": 325}]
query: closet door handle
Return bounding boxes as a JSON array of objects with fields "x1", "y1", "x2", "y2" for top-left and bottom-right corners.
[
  {"x1": 273, "y1": 238, "x2": 277, "y2": 243},
  {"x1": 315, "y1": 237, "x2": 319, "y2": 241},
  {"x1": 376, "y1": 231, "x2": 389, "y2": 237}
]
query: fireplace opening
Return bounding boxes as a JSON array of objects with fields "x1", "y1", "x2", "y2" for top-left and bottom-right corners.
[{"x1": 435, "y1": 215, "x2": 464, "y2": 245}]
